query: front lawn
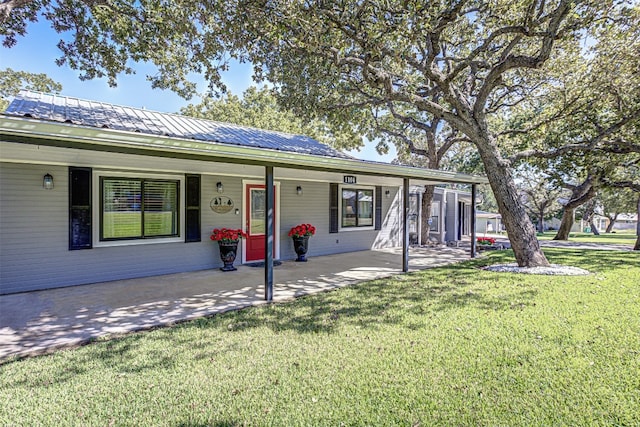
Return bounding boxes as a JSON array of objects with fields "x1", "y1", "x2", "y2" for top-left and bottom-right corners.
[
  {"x1": 537, "y1": 231, "x2": 637, "y2": 245},
  {"x1": 1, "y1": 249, "x2": 638, "y2": 426}
]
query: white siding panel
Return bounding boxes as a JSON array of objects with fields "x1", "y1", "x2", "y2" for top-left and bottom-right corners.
[
  {"x1": 373, "y1": 187, "x2": 402, "y2": 249},
  {"x1": 1, "y1": 162, "x2": 404, "y2": 294},
  {"x1": 445, "y1": 191, "x2": 458, "y2": 242},
  {"x1": 280, "y1": 182, "x2": 400, "y2": 259},
  {"x1": 0, "y1": 163, "x2": 235, "y2": 294}
]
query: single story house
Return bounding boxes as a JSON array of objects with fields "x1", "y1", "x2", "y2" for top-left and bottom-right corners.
[
  {"x1": 0, "y1": 91, "x2": 487, "y2": 297},
  {"x1": 607, "y1": 213, "x2": 638, "y2": 232},
  {"x1": 589, "y1": 213, "x2": 637, "y2": 233},
  {"x1": 475, "y1": 210, "x2": 503, "y2": 235}
]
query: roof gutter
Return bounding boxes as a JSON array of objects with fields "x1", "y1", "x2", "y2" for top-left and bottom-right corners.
[{"x1": 0, "y1": 116, "x2": 489, "y2": 185}]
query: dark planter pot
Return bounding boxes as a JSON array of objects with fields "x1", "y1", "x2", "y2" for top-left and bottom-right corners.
[
  {"x1": 218, "y1": 241, "x2": 239, "y2": 271},
  {"x1": 292, "y1": 236, "x2": 309, "y2": 262}
]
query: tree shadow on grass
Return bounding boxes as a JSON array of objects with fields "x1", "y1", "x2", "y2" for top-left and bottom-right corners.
[
  {"x1": 541, "y1": 248, "x2": 638, "y2": 272},
  {"x1": 4, "y1": 250, "x2": 580, "y2": 387},
  {"x1": 218, "y1": 261, "x2": 538, "y2": 336}
]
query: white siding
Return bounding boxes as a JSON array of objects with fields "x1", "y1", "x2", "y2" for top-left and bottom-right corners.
[
  {"x1": 373, "y1": 187, "x2": 402, "y2": 249},
  {"x1": 280, "y1": 182, "x2": 400, "y2": 258},
  {"x1": 1, "y1": 161, "x2": 404, "y2": 294},
  {"x1": 0, "y1": 163, "x2": 239, "y2": 294},
  {"x1": 445, "y1": 191, "x2": 458, "y2": 242}
]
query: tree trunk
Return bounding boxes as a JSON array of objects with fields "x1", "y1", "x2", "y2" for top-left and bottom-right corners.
[
  {"x1": 605, "y1": 214, "x2": 618, "y2": 233},
  {"x1": 605, "y1": 219, "x2": 614, "y2": 233},
  {"x1": 634, "y1": 195, "x2": 640, "y2": 251},
  {"x1": 554, "y1": 208, "x2": 575, "y2": 240},
  {"x1": 582, "y1": 201, "x2": 600, "y2": 235},
  {"x1": 537, "y1": 208, "x2": 545, "y2": 233},
  {"x1": 476, "y1": 137, "x2": 549, "y2": 267},
  {"x1": 553, "y1": 175, "x2": 598, "y2": 240},
  {"x1": 420, "y1": 185, "x2": 435, "y2": 244},
  {"x1": 554, "y1": 207, "x2": 575, "y2": 240}
]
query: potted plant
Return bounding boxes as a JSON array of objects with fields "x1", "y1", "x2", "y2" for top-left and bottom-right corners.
[
  {"x1": 210, "y1": 228, "x2": 248, "y2": 271},
  {"x1": 477, "y1": 236, "x2": 497, "y2": 250},
  {"x1": 288, "y1": 223, "x2": 316, "y2": 262}
]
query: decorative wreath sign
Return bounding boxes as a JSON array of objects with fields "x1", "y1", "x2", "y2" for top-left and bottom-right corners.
[{"x1": 210, "y1": 196, "x2": 234, "y2": 214}]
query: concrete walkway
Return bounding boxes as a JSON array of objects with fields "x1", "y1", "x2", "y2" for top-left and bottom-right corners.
[{"x1": 0, "y1": 247, "x2": 470, "y2": 361}]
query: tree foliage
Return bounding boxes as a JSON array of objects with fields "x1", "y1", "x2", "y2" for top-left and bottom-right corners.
[
  {"x1": 180, "y1": 86, "x2": 361, "y2": 149},
  {"x1": 596, "y1": 187, "x2": 637, "y2": 233},
  {"x1": 3, "y1": 0, "x2": 638, "y2": 265},
  {"x1": 0, "y1": 67, "x2": 62, "y2": 110},
  {"x1": 517, "y1": 168, "x2": 565, "y2": 233}
]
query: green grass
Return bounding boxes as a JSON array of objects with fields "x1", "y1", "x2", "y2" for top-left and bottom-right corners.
[
  {"x1": 1, "y1": 249, "x2": 639, "y2": 426},
  {"x1": 536, "y1": 231, "x2": 637, "y2": 245}
]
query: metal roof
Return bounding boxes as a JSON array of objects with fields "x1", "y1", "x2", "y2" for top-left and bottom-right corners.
[
  {"x1": 1, "y1": 91, "x2": 489, "y2": 185},
  {"x1": 5, "y1": 90, "x2": 353, "y2": 159}
]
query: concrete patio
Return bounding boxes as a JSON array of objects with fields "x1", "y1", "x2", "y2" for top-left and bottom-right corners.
[{"x1": 0, "y1": 247, "x2": 471, "y2": 361}]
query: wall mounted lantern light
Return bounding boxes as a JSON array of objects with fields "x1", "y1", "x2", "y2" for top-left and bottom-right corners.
[
  {"x1": 296, "y1": 185, "x2": 303, "y2": 196},
  {"x1": 385, "y1": 189, "x2": 390, "y2": 198},
  {"x1": 216, "y1": 181, "x2": 224, "y2": 193},
  {"x1": 43, "y1": 173, "x2": 54, "y2": 190}
]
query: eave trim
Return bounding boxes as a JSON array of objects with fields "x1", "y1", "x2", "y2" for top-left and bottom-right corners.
[{"x1": 0, "y1": 116, "x2": 489, "y2": 184}]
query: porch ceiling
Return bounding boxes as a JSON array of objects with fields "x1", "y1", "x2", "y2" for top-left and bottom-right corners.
[{"x1": 0, "y1": 115, "x2": 488, "y2": 185}]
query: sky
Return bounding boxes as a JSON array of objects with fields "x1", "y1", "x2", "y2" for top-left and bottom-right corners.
[{"x1": 1, "y1": 19, "x2": 396, "y2": 162}]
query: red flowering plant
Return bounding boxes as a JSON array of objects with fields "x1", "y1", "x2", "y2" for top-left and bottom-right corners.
[
  {"x1": 477, "y1": 237, "x2": 496, "y2": 245},
  {"x1": 210, "y1": 228, "x2": 248, "y2": 243},
  {"x1": 288, "y1": 223, "x2": 316, "y2": 238}
]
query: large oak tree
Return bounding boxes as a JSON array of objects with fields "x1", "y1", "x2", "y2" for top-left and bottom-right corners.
[{"x1": 3, "y1": 0, "x2": 637, "y2": 266}]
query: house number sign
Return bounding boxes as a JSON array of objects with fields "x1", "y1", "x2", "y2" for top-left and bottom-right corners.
[
  {"x1": 210, "y1": 196, "x2": 234, "y2": 214},
  {"x1": 343, "y1": 175, "x2": 357, "y2": 184}
]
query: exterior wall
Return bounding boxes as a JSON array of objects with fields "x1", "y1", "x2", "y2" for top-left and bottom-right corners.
[
  {"x1": 372, "y1": 186, "x2": 402, "y2": 249},
  {"x1": 282, "y1": 182, "x2": 401, "y2": 255},
  {"x1": 405, "y1": 187, "x2": 472, "y2": 245},
  {"x1": 475, "y1": 216, "x2": 502, "y2": 234},
  {"x1": 444, "y1": 191, "x2": 458, "y2": 242},
  {"x1": 0, "y1": 163, "x2": 223, "y2": 294},
  {"x1": 442, "y1": 190, "x2": 473, "y2": 242},
  {"x1": 0, "y1": 157, "x2": 403, "y2": 294},
  {"x1": 611, "y1": 221, "x2": 637, "y2": 232}
]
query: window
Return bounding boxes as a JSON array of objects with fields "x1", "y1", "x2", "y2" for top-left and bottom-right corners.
[
  {"x1": 430, "y1": 201, "x2": 440, "y2": 232},
  {"x1": 408, "y1": 194, "x2": 419, "y2": 234},
  {"x1": 100, "y1": 177, "x2": 179, "y2": 241},
  {"x1": 341, "y1": 188, "x2": 374, "y2": 228}
]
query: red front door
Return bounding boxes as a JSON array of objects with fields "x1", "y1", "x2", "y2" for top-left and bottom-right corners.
[{"x1": 245, "y1": 184, "x2": 277, "y2": 262}]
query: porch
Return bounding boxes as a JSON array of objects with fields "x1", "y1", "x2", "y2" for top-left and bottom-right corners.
[{"x1": 0, "y1": 246, "x2": 470, "y2": 360}]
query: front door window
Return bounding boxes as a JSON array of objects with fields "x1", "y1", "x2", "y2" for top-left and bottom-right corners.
[
  {"x1": 249, "y1": 188, "x2": 266, "y2": 235},
  {"x1": 245, "y1": 184, "x2": 277, "y2": 262}
]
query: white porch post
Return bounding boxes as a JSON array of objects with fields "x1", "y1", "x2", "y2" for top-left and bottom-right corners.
[
  {"x1": 403, "y1": 178, "x2": 410, "y2": 272},
  {"x1": 417, "y1": 191, "x2": 423, "y2": 246},
  {"x1": 265, "y1": 166, "x2": 274, "y2": 301},
  {"x1": 471, "y1": 184, "x2": 477, "y2": 258}
]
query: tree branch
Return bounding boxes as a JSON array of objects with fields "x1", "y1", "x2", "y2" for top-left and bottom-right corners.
[
  {"x1": 509, "y1": 111, "x2": 640, "y2": 162},
  {"x1": 474, "y1": 0, "x2": 572, "y2": 116},
  {"x1": 0, "y1": 0, "x2": 32, "y2": 24}
]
